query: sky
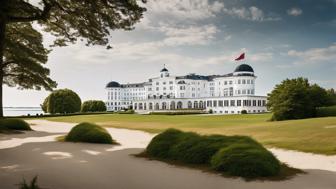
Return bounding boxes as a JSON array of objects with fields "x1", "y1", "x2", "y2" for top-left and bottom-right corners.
[{"x1": 4, "y1": 0, "x2": 336, "y2": 107}]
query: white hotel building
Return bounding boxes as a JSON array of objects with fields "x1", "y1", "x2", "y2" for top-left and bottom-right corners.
[{"x1": 105, "y1": 64, "x2": 267, "y2": 114}]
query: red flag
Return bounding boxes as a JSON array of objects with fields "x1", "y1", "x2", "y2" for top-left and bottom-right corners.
[{"x1": 235, "y1": 53, "x2": 245, "y2": 61}]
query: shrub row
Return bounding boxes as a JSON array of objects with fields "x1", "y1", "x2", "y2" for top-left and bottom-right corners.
[
  {"x1": 316, "y1": 106, "x2": 336, "y2": 117},
  {"x1": 0, "y1": 119, "x2": 31, "y2": 131},
  {"x1": 146, "y1": 129, "x2": 280, "y2": 178},
  {"x1": 81, "y1": 100, "x2": 107, "y2": 113},
  {"x1": 65, "y1": 122, "x2": 114, "y2": 144}
]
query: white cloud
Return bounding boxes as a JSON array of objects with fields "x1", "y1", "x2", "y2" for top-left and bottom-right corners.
[
  {"x1": 287, "y1": 43, "x2": 336, "y2": 64},
  {"x1": 158, "y1": 24, "x2": 218, "y2": 46},
  {"x1": 145, "y1": 0, "x2": 224, "y2": 20},
  {"x1": 224, "y1": 6, "x2": 281, "y2": 22},
  {"x1": 287, "y1": 8, "x2": 303, "y2": 16}
]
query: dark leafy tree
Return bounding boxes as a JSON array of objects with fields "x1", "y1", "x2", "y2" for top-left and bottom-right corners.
[
  {"x1": 42, "y1": 88, "x2": 81, "y2": 114},
  {"x1": 267, "y1": 77, "x2": 333, "y2": 121},
  {"x1": 326, "y1": 88, "x2": 336, "y2": 105},
  {"x1": 81, "y1": 100, "x2": 107, "y2": 112},
  {"x1": 0, "y1": 0, "x2": 146, "y2": 117}
]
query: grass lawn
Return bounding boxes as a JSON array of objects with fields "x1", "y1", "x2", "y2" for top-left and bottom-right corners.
[{"x1": 40, "y1": 113, "x2": 336, "y2": 155}]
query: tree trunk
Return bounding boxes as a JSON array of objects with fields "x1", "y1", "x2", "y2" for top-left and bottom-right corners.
[{"x1": 0, "y1": 18, "x2": 6, "y2": 118}]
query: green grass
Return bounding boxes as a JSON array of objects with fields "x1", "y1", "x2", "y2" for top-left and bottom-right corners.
[{"x1": 39, "y1": 113, "x2": 336, "y2": 155}]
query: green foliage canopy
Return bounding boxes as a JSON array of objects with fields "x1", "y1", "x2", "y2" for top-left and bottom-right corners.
[
  {"x1": 267, "y1": 77, "x2": 335, "y2": 121},
  {"x1": 42, "y1": 88, "x2": 81, "y2": 114},
  {"x1": 81, "y1": 100, "x2": 107, "y2": 112}
]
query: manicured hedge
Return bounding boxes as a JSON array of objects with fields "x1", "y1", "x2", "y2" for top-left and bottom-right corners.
[
  {"x1": 316, "y1": 106, "x2": 336, "y2": 117},
  {"x1": 146, "y1": 129, "x2": 184, "y2": 158},
  {"x1": 81, "y1": 100, "x2": 107, "y2": 112},
  {"x1": 0, "y1": 119, "x2": 31, "y2": 130},
  {"x1": 42, "y1": 89, "x2": 81, "y2": 114},
  {"x1": 65, "y1": 122, "x2": 114, "y2": 144},
  {"x1": 211, "y1": 144, "x2": 280, "y2": 178},
  {"x1": 145, "y1": 129, "x2": 281, "y2": 178}
]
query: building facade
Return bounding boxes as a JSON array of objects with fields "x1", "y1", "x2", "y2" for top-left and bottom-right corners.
[{"x1": 105, "y1": 64, "x2": 267, "y2": 114}]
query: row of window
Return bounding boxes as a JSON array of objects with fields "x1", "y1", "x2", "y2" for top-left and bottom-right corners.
[{"x1": 132, "y1": 99, "x2": 267, "y2": 111}]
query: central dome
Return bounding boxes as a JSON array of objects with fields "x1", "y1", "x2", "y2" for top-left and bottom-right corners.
[
  {"x1": 234, "y1": 64, "x2": 254, "y2": 72},
  {"x1": 106, "y1": 81, "x2": 121, "y2": 88}
]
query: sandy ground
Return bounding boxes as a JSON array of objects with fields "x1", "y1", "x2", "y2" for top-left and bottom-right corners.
[{"x1": 0, "y1": 120, "x2": 336, "y2": 189}]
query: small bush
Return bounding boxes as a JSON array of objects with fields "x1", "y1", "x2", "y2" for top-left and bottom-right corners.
[
  {"x1": 316, "y1": 106, "x2": 336, "y2": 117},
  {"x1": 211, "y1": 144, "x2": 281, "y2": 178},
  {"x1": 146, "y1": 128, "x2": 184, "y2": 159},
  {"x1": 241, "y1": 110, "x2": 248, "y2": 114},
  {"x1": 65, "y1": 122, "x2": 114, "y2": 144},
  {"x1": 0, "y1": 119, "x2": 31, "y2": 130},
  {"x1": 145, "y1": 129, "x2": 281, "y2": 178},
  {"x1": 209, "y1": 109, "x2": 213, "y2": 114},
  {"x1": 81, "y1": 100, "x2": 107, "y2": 112}
]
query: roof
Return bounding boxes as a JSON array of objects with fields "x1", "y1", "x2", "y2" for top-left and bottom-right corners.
[
  {"x1": 234, "y1": 64, "x2": 254, "y2": 72},
  {"x1": 106, "y1": 81, "x2": 121, "y2": 88},
  {"x1": 161, "y1": 67, "x2": 169, "y2": 72}
]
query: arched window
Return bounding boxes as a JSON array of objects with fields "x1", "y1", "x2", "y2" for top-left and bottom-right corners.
[
  {"x1": 139, "y1": 103, "x2": 143, "y2": 110},
  {"x1": 144, "y1": 103, "x2": 147, "y2": 110},
  {"x1": 155, "y1": 103, "x2": 160, "y2": 110},
  {"x1": 188, "y1": 101, "x2": 192, "y2": 109},
  {"x1": 170, "y1": 101, "x2": 176, "y2": 110},
  {"x1": 199, "y1": 101, "x2": 204, "y2": 109},
  {"x1": 134, "y1": 103, "x2": 137, "y2": 110},
  {"x1": 194, "y1": 101, "x2": 198, "y2": 109},
  {"x1": 149, "y1": 103, "x2": 153, "y2": 110},
  {"x1": 177, "y1": 101, "x2": 183, "y2": 109},
  {"x1": 162, "y1": 102, "x2": 167, "y2": 110}
]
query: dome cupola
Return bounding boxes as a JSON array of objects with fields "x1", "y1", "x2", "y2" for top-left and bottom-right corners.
[
  {"x1": 106, "y1": 81, "x2": 121, "y2": 88},
  {"x1": 233, "y1": 64, "x2": 254, "y2": 76},
  {"x1": 160, "y1": 64, "x2": 169, "y2": 78}
]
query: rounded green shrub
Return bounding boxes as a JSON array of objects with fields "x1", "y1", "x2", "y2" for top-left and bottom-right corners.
[
  {"x1": 0, "y1": 119, "x2": 31, "y2": 130},
  {"x1": 81, "y1": 100, "x2": 107, "y2": 112},
  {"x1": 210, "y1": 144, "x2": 281, "y2": 178},
  {"x1": 146, "y1": 128, "x2": 184, "y2": 159},
  {"x1": 241, "y1": 110, "x2": 248, "y2": 114},
  {"x1": 42, "y1": 89, "x2": 81, "y2": 114},
  {"x1": 65, "y1": 122, "x2": 114, "y2": 144}
]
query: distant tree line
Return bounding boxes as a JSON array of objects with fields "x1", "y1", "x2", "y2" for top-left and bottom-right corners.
[{"x1": 267, "y1": 77, "x2": 336, "y2": 121}]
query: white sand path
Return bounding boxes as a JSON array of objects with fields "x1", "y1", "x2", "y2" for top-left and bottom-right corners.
[{"x1": 1, "y1": 119, "x2": 336, "y2": 172}]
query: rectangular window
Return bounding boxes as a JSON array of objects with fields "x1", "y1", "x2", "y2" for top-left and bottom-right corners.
[
  {"x1": 224, "y1": 100, "x2": 229, "y2": 107},
  {"x1": 253, "y1": 100, "x2": 257, "y2": 106},
  {"x1": 237, "y1": 100, "x2": 241, "y2": 106},
  {"x1": 169, "y1": 81, "x2": 173, "y2": 84},
  {"x1": 230, "y1": 100, "x2": 235, "y2": 106},
  {"x1": 213, "y1": 100, "x2": 217, "y2": 107},
  {"x1": 156, "y1": 87, "x2": 159, "y2": 91},
  {"x1": 238, "y1": 80, "x2": 241, "y2": 84},
  {"x1": 229, "y1": 81, "x2": 233, "y2": 85},
  {"x1": 247, "y1": 80, "x2": 250, "y2": 84},
  {"x1": 242, "y1": 80, "x2": 246, "y2": 84},
  {"x1": 170, "y1": 86, "x2": 173, "y2": 90}
]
